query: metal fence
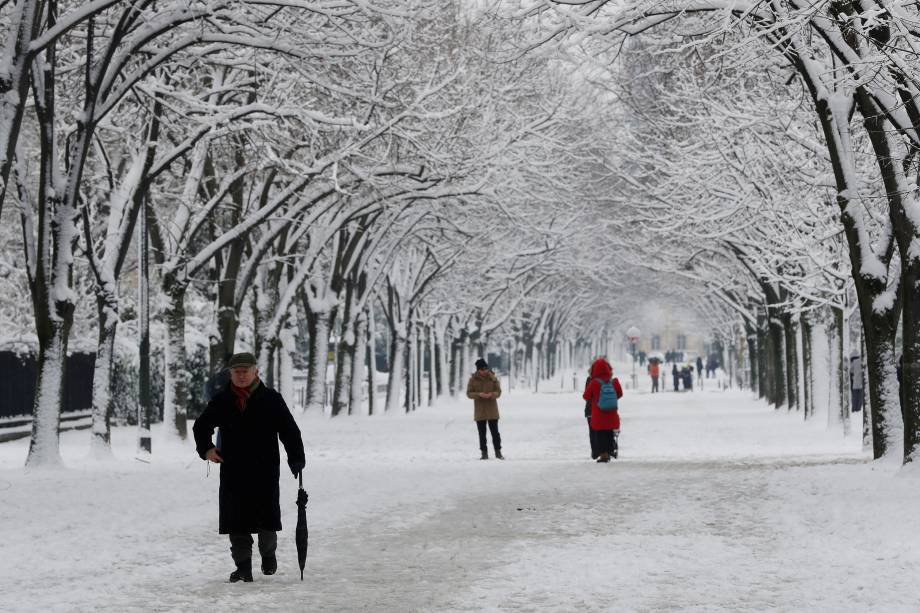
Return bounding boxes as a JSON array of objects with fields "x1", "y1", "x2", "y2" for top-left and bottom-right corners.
[
  {"x1": 0, "y1": 350, "x2": 95, "y2": 420},
  {"x1": 291, "y1": 373, "x2": 388, "y2": 410}
]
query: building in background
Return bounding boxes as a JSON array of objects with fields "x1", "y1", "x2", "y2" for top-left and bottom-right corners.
[{"x1": 632, "y1": 304, "x2": 706, "y2": 360}]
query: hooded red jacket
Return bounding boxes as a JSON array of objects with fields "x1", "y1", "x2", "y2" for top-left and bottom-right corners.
[{"x1": 583, "y1": 358, "x2": 623, "y2": 430}]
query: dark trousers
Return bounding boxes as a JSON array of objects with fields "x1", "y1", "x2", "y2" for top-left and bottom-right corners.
[
  {"x1": 673, "y1": 375, "x2": 679, "y2": 391},
  {"x1": 587, "y1": 417, "x2": 598, "y2": 458},
  {"x1": 477, "y1": 419, "x2": 501, "y2": 452},
  {"x1": 229, "y1": 530, "x2": 277, "y2": 568},
  {"x1": 595, "y1": 429, "x2": 618, "y2": 455},
  {"x1": 651, "y1": 376, "x2": 659, "y2": 393},
  {"x1": 851, "y1": 388, "x2": 864, "y2": 412}
]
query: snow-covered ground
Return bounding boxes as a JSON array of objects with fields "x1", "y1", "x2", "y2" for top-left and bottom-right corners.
[{"x1": 2, "y1": 383, "x2": 918, "y2": 613}]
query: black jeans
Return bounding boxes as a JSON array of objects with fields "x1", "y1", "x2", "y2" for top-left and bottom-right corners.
[
  {"x1": 229, "y1": 530, "x2": 277, "y2": 567},
  {"x1": 477, "y1": 419, "x2": 501, "y2": 452},
  {"x1": 851, "y1": 387, "x2": 864, "y2": 412},
  {"x1": 595, "y1": 430, "x2": 619, "y2": 455},
  {"x1": 651, "y1": 376, "x2": 659, "y2": 393},
  {"x1": 587, "y1": 417, "x2": 598, "y2": 458}
]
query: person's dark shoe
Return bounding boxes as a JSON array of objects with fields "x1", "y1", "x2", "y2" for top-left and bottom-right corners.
[
  {"x1": 261, "y1": 555, "x2": 277, "y2": 576},
  {"x1": 480, "y1": 450, "x2": 489, "y2": 460},
  {"x1": 596, "y1": 453, "x2": 610, "y2": 463},
  {"x1": 495, "y1": 450, "x2": 504, "y2": 460},
  {"x1": 230, "y1": 563, "x2": 253, "y2": 583}
]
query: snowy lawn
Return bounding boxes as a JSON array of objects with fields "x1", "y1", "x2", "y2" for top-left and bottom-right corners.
[{"x1": 2, "y1": 386, "x2": 918, "y2": 613}]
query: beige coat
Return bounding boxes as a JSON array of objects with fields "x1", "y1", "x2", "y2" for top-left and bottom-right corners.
[{"x1": 466, "y1": 371, "x2": 502, "y2": 421}]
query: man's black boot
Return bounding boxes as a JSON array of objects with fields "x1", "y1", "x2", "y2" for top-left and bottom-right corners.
[
  {"x1": 480, "y1": 449, "x2": 489, "y2": 460},
  {"x1": 230, "y1": 562, "x2": 253, "y2": 583},
  {"x1": 494, "y1": 449, "x2": 504, "y2": 460},
  {"x1": 261, "y1": 555, "x2": 277, "y2": 576}
]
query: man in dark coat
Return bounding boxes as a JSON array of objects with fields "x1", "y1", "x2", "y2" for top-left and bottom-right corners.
[{"x1": 193, "y1": 352, "x2": 305, "y2": 583}]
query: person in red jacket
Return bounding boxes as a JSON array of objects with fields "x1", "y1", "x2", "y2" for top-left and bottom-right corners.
[{"x1": 582, "y1": 357, "x2": 623, "y2": 463}]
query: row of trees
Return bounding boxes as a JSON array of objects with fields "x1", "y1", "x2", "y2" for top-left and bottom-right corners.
[
  {"x1": 8, "y1": 0, "x2": 908, "y2": 469},
  {"x1": 0, "y1": 1, "x2": 635, "y2": 466},
  {"x1": 519, "y1": 0, "x2": 920, "y2": 462}
]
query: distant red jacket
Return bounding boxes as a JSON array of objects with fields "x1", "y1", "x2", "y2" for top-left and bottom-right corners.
[{"x1": 583, "y1": 359, "x2": 623, "y2": 431}]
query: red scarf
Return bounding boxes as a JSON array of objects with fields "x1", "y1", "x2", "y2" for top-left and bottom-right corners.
[{"x1": 230, "y1": 379, "x2": 260, "y2": 411}]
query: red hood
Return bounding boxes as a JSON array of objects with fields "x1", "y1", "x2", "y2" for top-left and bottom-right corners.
[{"x1": 590, "y1": 358, "x2": 612, "y2": 380}]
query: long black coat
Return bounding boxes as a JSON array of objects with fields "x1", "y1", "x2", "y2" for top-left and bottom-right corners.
[{"x1": 193, "y1": 383, "x2": 305, "y2": 534}]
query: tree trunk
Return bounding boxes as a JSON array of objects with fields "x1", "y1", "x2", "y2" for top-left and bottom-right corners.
[
  {"x1": 417, "y1": 324, "x2": 424, "y2": 408},
  {"x1": 0, "y1": 0, "x2": 40, "y2": 214},
  {"x1": 332, "y1": 287, "x2": 356, "y2": 417},
  {"x1": 90, "y1": 299, "x2": 117, "y2": 455},
  {"x1": 436, "y1": 326, "x2": 449, "y2": 398},
  {"x1": 757, "y1": 317, "x2": 769, "y2": 401},
  {"x1": 533, "y1": 335, "x2": 541, "y2": 388},
  {"x1": 428, "y1": 324, "x2": 436, "y2": 406},
  {"x1": 163, "y1": 282, "x2": 189, "y2": 439},
  {"x1": 349, "y1": 314, "x2": 367, "y2": 415},
  {"x1": 835, "y1": 307, "x2": 850, "y2": 436},
  {"x1": 406, "y1": 321, "x2": 416, "y2": 412},
  {"x1": 901, "y1": 267, "x2": 920, "y2": 462},
  {"x1": 463, "y1": 335, "x2": 474, "y2": 389},
  {"x1": 385, "y1": 333, "x2": 407, "y2": 413},
  {"x1": 212, "y1": 302, "x2": 239, "y2": 374},
  {"x1": 852, "y1": 86, "x2": 919, "y2": 462},
  {"x1": 256, "y1": 267, "x2": 284, "y2": 389},
  {"x1": 768, "y1": 312, "x2": 786, "y2": 408},
  {"x1": 746, "y1": 322, "x2": 759, "y2": 395},
  {"x1": 860, "y1": 331, "x2": 872, "y2": 452},
  {"x1": 450, "y1": 332, "x2": 463, "y2": 396},
  {"x1": 305, "y1": 309, "x2": 332, "y2": 412},
  {"x1": 279, "y1": 326, "x2": 295, "y2": 402},
  {"x1": 802, "y1": 316, "x2": 814, "y2": 420},
  {"x1": 782, "y1": 313, "x2": 798, "y2": 411},
  {"x1": 331, "y1": 316, "x2": 353, "y2": 417},
  {"x1": 863, "y1": 322, "x2": 901, "y2": 458},
  {"x1": 25, "y1": 319, "x2": 71, "y2": 466},
  {"x1": 827, "y1": 310, "x2": 842, "y2": 431},
  {"x1": 332, "y1": 336, "x2": 353, "y2": 417}
]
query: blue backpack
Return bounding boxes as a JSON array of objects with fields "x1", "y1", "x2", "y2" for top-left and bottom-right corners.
[{"x1": 595, "y1": 378, "x2": 618, "y2": 411}]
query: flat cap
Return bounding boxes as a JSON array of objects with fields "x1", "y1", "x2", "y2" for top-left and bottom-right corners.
[{"x1": 228, "y1": 352, "x2": 257, "y2": 368}]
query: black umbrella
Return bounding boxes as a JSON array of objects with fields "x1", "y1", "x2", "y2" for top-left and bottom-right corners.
[{"x1": 295, "y1": 471, "x2": 309, "y2": 580}]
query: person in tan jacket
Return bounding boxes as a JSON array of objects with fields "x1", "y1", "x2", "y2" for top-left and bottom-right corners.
[{"x1": 467, "y1": 358, "x2": 503, "y2": 460}]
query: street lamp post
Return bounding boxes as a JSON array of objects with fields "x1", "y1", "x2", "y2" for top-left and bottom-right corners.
[
  {"x1": 137, "y1": 195, "x2": 151, "y2": 455},
  {"x1": 627, "y1": 326, "x2": 641, "y2": 390}
]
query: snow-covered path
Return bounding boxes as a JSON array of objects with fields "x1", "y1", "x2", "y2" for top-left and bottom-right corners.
[{"x1": 2, "y1": 385, "x2": 919, "y2": 613}]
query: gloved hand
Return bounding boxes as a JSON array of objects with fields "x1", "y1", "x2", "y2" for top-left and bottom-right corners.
[{"x1": 289, "y1": 460, "x2": 305, "y2": 477}]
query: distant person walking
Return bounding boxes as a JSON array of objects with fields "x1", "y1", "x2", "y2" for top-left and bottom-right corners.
[
  {"x1": 467, "y1": 358, "x2": 503, "y2": 460},
  {"x1": 193, "y1": 352, "x2": 306, "y2": 583},
  {"x1": 672, "y1": 363, "x2": 680, "y2": 392},
  {"x1": 849, "y1": 354, "x2": 864, "y2": 412},
  {"x1": 584, "y1": 369, "x2": 599, "y2": 459},
  {"x1": 648, "y1": 360, "x2": 660, "y2": 393},
  {"x1": 681, "y1": 364, "x2": 693, "y2": 391},
  {"x1": 897, "y1": 355, "x2": 904, "y2": 412},
  {"x1": 583, "y1": 357, "x2": 623, "y2": 463}
]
